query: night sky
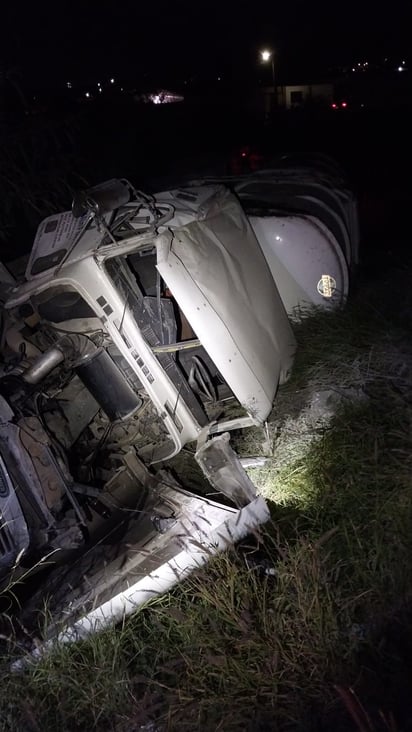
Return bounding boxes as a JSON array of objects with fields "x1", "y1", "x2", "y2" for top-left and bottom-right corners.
[{"x1": 2, "y1": 0, "x2": 410, "y2": 86}]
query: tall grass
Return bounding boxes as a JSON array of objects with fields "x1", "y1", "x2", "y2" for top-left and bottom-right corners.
[
  {"x1": 0, "y1": 80, "x2": 85, "y2": 255},
  {"x1": 1, "y1": 269, "x2": 412, "y2": 731}
]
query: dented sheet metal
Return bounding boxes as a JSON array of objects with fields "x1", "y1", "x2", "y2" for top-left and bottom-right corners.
[{"x1": 156, "y1": 188, "x2": 296, "y2": 424}]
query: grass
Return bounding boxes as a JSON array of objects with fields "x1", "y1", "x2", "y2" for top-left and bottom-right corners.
[
  {"x1": 1, "y1": 268, "x2": 412, "y2": 731},
  {"x1": 0, "y1": 102, "x2": 86, "y2": 254}
]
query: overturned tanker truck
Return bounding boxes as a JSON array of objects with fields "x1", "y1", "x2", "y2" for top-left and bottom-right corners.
[{"x1": 0, "y1": 159, "x2": 357, "y2": 647}]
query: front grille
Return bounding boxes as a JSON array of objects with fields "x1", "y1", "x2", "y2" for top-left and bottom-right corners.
[
  {"x1": 0, "y1": 444, "x2": 30, "y2": 567},
  {"x1": 0, "y1": 516, "x2": 13, "y2": 555},
  {"x1": 0, "y1": 455, "x2": 18, "y2": 560},
  {"x1": 0, "y1": 465, "x2": 10, "y2": 497}
]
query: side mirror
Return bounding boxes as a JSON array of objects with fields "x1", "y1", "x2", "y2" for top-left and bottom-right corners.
[{"x1": 72, "y1": 179, "x2": 132, "y2": 219}]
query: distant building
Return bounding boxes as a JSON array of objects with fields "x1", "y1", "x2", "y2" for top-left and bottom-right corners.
[
  {"x1": 261, "y1": 81, "x2": 334, "y2": 116},
  {"x1": 259, "y1": 67, "x2": 411, "y2": 118},
  {"x1": 279, "y1": 83, "x2": 334, "y2": 109}
]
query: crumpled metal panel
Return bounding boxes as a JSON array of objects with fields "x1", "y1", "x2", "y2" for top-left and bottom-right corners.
[{"x1": 156, "y1": 188, "x2": 296, "y2": 423}]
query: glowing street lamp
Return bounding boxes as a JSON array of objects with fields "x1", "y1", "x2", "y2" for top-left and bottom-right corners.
[{"x1": 260, "y1": 49, "x2": 276, "y2": 105}]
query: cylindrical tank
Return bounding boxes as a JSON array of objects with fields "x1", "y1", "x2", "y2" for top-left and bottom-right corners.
[{"x1": 75, "y1": 348, "x2": 142, "y2": 421}]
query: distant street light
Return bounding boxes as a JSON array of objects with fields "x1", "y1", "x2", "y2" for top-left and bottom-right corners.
[{"x1": 260, "y1": 49, "x2": 276, "y2": 106}]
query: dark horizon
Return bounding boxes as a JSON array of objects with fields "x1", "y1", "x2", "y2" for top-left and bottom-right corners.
[{"x1": 2, "y1": 0, "x2": 410, "y2": 86}]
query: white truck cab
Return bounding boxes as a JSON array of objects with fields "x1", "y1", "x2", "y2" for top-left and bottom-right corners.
[{"x1": 5, "y1": 181, "x2": 296, "y2": 462}]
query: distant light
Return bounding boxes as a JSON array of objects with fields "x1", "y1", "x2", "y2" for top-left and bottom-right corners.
[
  {"x1": 341, "y1": 101, "x2": 347, "y2": 108},
  {"x1": 398, "y1": 66, "x2": 404, "y2": 72},
  {"x1": 275, "y1": 235, "x2": 281, "y2": 241},
  {"x1": 99, "y1": 88, "x2": 102, "y2": 93},
  {"x1": 97, "y1": 82, "x2": 101, "y2": 87},
  {"x1": 217, "y1": 76, "x2": 221, "y2": 81},
  {"x1": 241, "y1": 152, "x2": 247, "y2": 157},
  {"x1": 85, "y1": 92, "x2": 91, "y2": 98},
  {"x1": 352, "y1": 67, "x2": 356, "y2": 72},
  {"x1": 110, "y1": 78, "x2": 115, "y2": 84},
  {"x1": 364, "y1": 61, "x2": 368, "y2": 66},
  {"x1": 261, "y1": 49, "x2": 272, "y2": 62},
  {"x1": 147, "y1": 90, "x2": 184, "y2": 105},
  {"x1": 331, "y1": 103, "x2": 338, "y2": 109},
  {"x1": 402, "y1": 60, "x2": 406, "y2": 65},
  {"x1": 66, "y1": 81, "x2": 72, "y2": 89},
  {"x1": 357, "y1": 62, "x2": 361, "y2": 67}
]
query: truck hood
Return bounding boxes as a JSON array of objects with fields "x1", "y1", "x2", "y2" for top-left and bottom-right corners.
[{"x1": 155, "y1": 187, "x2": 296, "y2": 423}]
